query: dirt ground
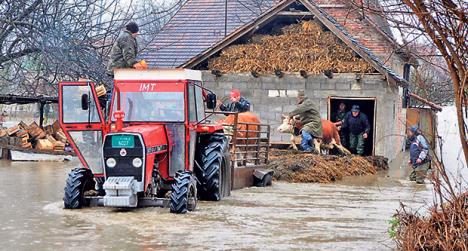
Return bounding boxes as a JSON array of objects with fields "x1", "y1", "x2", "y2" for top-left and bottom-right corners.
[{"x1": 268, "y1": 149, "x2": 389, "y2": 183}]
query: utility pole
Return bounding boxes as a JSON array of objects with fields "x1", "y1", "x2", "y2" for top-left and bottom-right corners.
[{"x1": 224, "y1": 0, "x2": 228, "y2": 36}]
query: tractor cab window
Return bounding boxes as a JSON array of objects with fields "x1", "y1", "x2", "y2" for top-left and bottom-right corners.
[
  {"x1": 188, "y1": 84, "x2": 197, "y2": 122},
  {"x1": 62, "y1": 85, "x2": 100, "y2": 123},
  {"x1": 113, "y1": 91, "x2": 185, "y2": 122},
  {"x1": 195, "y1": 85, "x2": 205, "y2": 121}
]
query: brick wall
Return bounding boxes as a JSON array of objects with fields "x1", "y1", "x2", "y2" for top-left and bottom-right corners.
[
  {"x1": 313, "y1": 0, "x2": 406, "y2": 76},
  {"x1": 202, "y1": 71, "x2": 404, "y2": 160}
]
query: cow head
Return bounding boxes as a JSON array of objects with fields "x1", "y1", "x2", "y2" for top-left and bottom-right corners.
[{"x1": 277, "y1": 115, "x2": 294, "y2": 134}]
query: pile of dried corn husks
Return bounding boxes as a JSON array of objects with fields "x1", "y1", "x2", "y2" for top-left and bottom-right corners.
[
  {"x1": 208, "y1": 21, "x2": 375, "y2": 74},
  {"x1": 268, "y1": 149, "x2": 388, "y2": 183}
]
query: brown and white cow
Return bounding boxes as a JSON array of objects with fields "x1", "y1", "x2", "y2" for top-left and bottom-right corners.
[
  {"x1": 218, "y1": 112, "x2": 262, "y2": 166},
  {"x1": 277, "y1": 115, "x2": 351, "y2": 155}
]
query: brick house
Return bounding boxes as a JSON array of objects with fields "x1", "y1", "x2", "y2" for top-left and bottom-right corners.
[{"x1": 143, "y1": 0, "x2": 438, "y2": 160}]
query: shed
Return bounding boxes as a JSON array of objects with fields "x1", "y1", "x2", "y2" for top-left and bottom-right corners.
[{"x1": 143, "y1": 0, "x2": 436, "y2": 160}]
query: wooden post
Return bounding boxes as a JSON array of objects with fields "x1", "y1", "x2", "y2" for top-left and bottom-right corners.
[{"x1": 39, "y1": 102, "x2": 45, "y2": 128}]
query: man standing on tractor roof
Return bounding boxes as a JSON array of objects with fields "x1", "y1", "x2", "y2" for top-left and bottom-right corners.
[
  {"x1": 341, "y1": 105, "x2": 370, "y2": 155},
  {"x1": 407, "y1": 125, "x2": 431, "y2": 184},
  {"x1": 219, "y1": 89, "x2": 251, "y2": 113},
  {"x1": 102, "y1": 21, "x2": 146, "y2": 111},
  {"x1": 106, "y1": 21, "x2": 146, "y2": 79},
  {"x1": 289, "y1": 91, "x2": 322, "y2": 153}
]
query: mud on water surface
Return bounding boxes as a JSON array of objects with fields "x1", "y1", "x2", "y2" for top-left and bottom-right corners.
[{"x1": 268, "y1": 149, "x2": 389, "y2": 183}]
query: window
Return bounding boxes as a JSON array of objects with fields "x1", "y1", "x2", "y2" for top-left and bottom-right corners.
[
  {"x1": 188, "y1": 84, "x2": 197, "y2": 122},
  {"x1": 62, "y1": 85, "x2": 100, "y2": 123},
  {"x1": 195, "y1": 85, "x2": 205, "y2": 121},
  {"x1": 113, "y1": 92, "x2": 185, "y2": 122},
  {"x1": 69, "y1": 130, "x2": 103, "y2": 174},
  {"x1": 268, "y1": 90, "x2": 298, "y2": 97}
]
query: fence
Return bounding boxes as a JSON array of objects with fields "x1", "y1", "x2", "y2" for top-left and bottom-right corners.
[{"x1": 206, "y1": 111, "x2": 270, "y2": 168}]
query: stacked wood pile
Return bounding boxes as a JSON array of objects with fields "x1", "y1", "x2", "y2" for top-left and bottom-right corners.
[
  {"x1": 208, "y1": 21, "x2": 375, "y2": 74},
  {"x1": 0, "y1": 120, "x2": 67, "y2": 151}
]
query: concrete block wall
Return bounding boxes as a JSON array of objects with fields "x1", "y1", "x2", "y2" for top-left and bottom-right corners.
[{"x1": 202, "y1": 71, "x2": 403, "y2": 160}]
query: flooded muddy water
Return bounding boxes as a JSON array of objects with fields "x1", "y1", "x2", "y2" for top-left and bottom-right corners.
[{"x1": 0, "y1": 154, "x2": 433, "y2": 251}]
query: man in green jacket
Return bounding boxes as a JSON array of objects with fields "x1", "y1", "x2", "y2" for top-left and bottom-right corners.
[
  {"x1": 332, "y1": 101, "x2": 348, "y2": 148},
  {"x1": 289, "y1": 91, "x2": 323, "y2": 153},
  {"x1": 106, "y1": 21, "x2": 144, "y2": 77}
]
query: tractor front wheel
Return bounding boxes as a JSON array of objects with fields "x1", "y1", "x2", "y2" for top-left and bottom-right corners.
[
  {"x1": 169, "y1": 171, "x2": 197, "y2": 214},
  {"x1": 63, "y1": 168, "x2": 95, "y2": 209}
]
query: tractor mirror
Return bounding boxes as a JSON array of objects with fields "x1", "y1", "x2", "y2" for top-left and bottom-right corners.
[
  {"x1": 206, "y1": 93, "x2": 217, "y2": 109},
  {"x1": 81, "y1": 94, "x2": 89, "y2": 110}
]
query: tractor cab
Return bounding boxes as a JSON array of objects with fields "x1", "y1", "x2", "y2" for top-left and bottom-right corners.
[{"x1": 59, "y1": 69, "x2": 231, "y2": 213}]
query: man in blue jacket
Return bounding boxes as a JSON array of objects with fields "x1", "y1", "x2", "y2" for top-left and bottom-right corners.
[
  {"x1": 341, "y1": 105, "x2": 370, "y2": 155},
  {"x1": 407, "y1": 125, "x2": 431, "y2": 184},
  {"x1": 219, "y1": 89, "x2": 251, "y2": 113}
]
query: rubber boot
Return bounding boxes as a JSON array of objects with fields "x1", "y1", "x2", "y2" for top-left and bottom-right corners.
[
  {"x1": 415, "y1": 171, "x2": 425, "y2": 184},
  {"x1": 409, "y1": 170, "x2": 417, "y2": 182},
  {"x1": 415, "y1": 163, "x2": 429, "y2": 184}
]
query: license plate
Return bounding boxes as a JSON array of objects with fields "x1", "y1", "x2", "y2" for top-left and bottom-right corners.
[{"x1": 112, "y1": 135, "x2": 135, "y2": 148}]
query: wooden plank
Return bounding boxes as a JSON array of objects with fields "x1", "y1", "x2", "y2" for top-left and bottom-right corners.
[
  {"x1": 0, "y1": 142, "x2": 75, "y2": 156},
  {"x1": 277, "y1": 11, "x2": 313, "y2": 16}
]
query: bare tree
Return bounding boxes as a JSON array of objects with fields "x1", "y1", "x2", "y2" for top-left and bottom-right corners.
[
  {"x1": 0, "y1": 0, "x2": 180, "y2": 96},
  {"x1": 350, "y1": 0, "x2": 467, "y2": 164},
  {"x1": 410, "y1": 45, "x2": 454, "y2": 106}
]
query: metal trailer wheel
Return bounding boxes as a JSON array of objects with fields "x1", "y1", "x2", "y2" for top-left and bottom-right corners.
[
  {"x1": 169, "y1": 172, "x2": 197, "y2": 214},
  {"x1": 63, "y1": 168, "x2": 95, "y2": 209},
  {"x1": 254, "y1": 169, "x2": 274, "y2": 187},
  {"x1": 254, "y1": 173, "x2": 273, "y2": 187}
]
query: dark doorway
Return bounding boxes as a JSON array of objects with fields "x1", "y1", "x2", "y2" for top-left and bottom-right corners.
[{"x1": 328, "y1": 97, "x2": 376, "y2": 156}]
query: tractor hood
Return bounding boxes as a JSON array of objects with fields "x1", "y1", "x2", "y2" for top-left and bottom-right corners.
[{"x1": 119, "y1": 125, "x2": 168, "y2": 149}]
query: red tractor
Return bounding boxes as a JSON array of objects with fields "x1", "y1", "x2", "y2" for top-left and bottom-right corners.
[{"x1": 59, "y1": 69, "x2": 232, "y2": 213}]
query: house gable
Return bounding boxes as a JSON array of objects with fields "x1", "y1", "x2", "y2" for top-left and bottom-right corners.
[{"x1": 182, "y1": 0, "x2": 407, "y2": 87}]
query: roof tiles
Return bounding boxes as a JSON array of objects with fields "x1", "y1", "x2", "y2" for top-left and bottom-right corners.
[{"x1": 142, "y1": 0, "x2": 277, "y2": 68}]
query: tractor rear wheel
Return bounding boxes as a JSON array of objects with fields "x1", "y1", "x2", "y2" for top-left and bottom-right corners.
[
  {"x1": 170, "y1": 171, "x2": 197, "y2": 214},
  {"x1": 63, "y1": 168, "x2": 95, "y2": 209},
  {"x1": 196, "y1": 133, "x2": 231, "y2": 201}
]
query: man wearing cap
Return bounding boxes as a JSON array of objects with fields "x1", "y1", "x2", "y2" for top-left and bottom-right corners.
[
  {"x1": 219, "y1": 89, "x2": 251, "y2": 113},
  {"x1": 407, "y1": 125, "x2": 431, "y2": 184},
  {"x1": 341, "y1": 105, "x2": 370, "y2": 155},
  {"x1": 289, "y1": 91, "x2": 322, "y2": 153},
  {"x1": 106, "y1": 21, "x2": 145, "y2": 77},
  {"x1": 332, "y1": 101, "x2": 348, "y2": 148}
]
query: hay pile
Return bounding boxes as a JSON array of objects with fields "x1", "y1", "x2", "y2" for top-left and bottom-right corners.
[
  {"x1": 208, "y1": 21, "x2": 375, "y2": 74},
  {"x1": 393, "y1": 192, "x2": 468, "y2": 250},
  {"x1": 268, "y1": 149, "x2": 388, "y2": 183}
]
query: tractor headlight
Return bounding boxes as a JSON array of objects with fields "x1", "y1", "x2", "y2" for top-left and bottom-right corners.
[
  {"x1": 106, "y1": 158, "x2": 117, "y2": 168},
  {"x1": 132, "y1": 158, "x2": 143, "y2": 168}
]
